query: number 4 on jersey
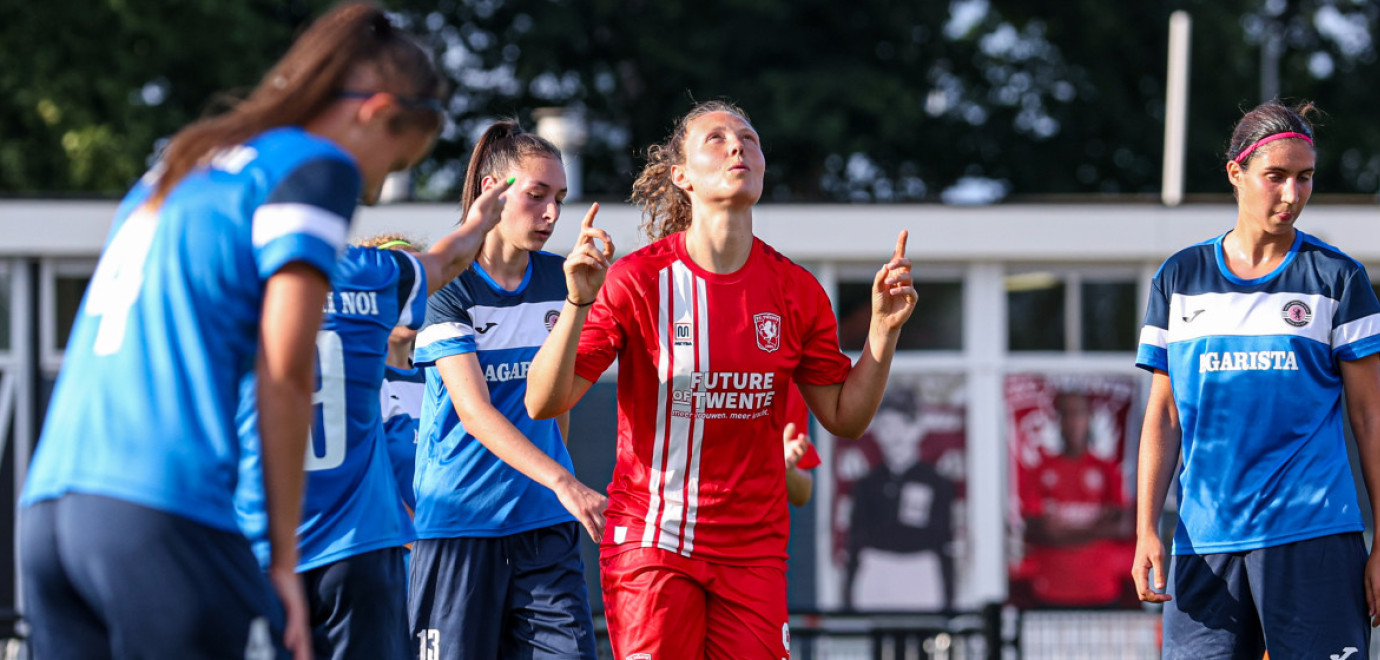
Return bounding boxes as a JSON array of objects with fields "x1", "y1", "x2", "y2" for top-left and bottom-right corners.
[{"x1": 85, "y1": 210, "x2": 159, "y2": 356}]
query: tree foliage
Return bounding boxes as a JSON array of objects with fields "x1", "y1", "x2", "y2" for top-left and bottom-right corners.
[
  {"x1": 1, "y1": 0, "x2": 333, "y2": 194},
  {"x1": 5, "y1": 0, "x2": 1379, "y2": 200}
]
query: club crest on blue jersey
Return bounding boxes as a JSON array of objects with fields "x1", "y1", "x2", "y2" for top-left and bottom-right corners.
[
  {"x1": 545, "y1": 309, "x2": 561, "y2": 332},
  {"x1": 1282, "y1": 299, "x2": 1313, "y2": 327}
]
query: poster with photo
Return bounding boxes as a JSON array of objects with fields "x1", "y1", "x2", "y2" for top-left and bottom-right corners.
[
  {"x1": 1005, "y1": 373, "x2": 1139, "y2": 609},
  {"x1": 829, "y1": 372, "x2": 967, "y2": 612}
]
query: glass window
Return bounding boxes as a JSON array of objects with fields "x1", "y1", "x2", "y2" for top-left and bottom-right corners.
[
  {"x1": 1007, "y1": 273, "x2": 1065, "y2": 351},
  {"x1": 55, "y1": 275, "x2": 91, "y2": 350},
  {"x1": 1081, "y1": 281, "x2": 1139, "y2": 352},
  {"x1": 836, "y1": 280, "x2": 963, "y2": 352}
]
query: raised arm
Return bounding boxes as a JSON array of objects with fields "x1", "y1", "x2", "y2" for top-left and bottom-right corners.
[
  {"x1": 799, "y1": 230, "x2": 917, "y2": 438},
  {"x1": 1340, "y1": 354, "x2": 1380, "y2": 625},
  {"x1": 256, "y1": 262, "x2": 330, "y2": 660},
  {"x1": 526, "y1": 203, "x2": 614, "y2": 419},
  {"x1": 414, "y1": 177, "x2": 512, "y2": 294},
  {"x1": 436, "y1": 351, "x2": 607, "y2": 542},
  {"x1": 1131, "y1": 369, "x2": 1180, "y2": 604}
]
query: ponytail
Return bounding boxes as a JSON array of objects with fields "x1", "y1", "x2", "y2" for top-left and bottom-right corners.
[
  {"x1": 460, "y1": 119, "x2": 561, "y2": 220},
  {"x1": 151, "y1": 2, "x2": 444, "y2": 205}
]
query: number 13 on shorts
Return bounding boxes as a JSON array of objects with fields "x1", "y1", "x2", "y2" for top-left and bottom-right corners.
[{"x1": 417, "y1": 629, "x2": 440, "y2": 660}]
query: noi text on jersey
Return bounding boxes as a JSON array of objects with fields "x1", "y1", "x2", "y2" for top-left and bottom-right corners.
[
  {"x1": 1199, "y1": 350, "x2": 1300, "y2": 374},
  {"x1": 323, "y1": 291, "x2": 380, "y2": 316}
]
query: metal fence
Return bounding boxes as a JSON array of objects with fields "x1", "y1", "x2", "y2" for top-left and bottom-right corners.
[
  {"x1": 0, "y1": 606, "x2": 1165, "y2": 659},
  {"x1": 593, "y1": 606, "x2": 1163, "y2": 660}
]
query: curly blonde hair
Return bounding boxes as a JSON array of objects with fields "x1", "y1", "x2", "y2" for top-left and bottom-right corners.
[
  {"x1": 354, "y1": 232, "x2": 426, "y2": 251},
  {"x1": 630, "y1": 100, "x2": 752, "y2": 242}
]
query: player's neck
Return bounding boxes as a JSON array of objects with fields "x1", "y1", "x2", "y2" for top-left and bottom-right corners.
[
  {"x1": 1222, "y1": 226, "x2": 1293, "y2": 279},
  {"x1": 684, "y1": 206, "x2": 753, "y2": 274},
  {"x1": 385, "y1": 338, "x2": 413, "y2": 370},
  {"x1": 477, "y1": 241, "x2": 530, "y2": 290}
]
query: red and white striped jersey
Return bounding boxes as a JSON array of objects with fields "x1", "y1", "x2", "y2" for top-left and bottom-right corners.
[{"x1": 576, "y1": 233, "x2": 852, "y2": 564}]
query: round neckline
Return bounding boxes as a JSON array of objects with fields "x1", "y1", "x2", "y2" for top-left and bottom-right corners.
[
  {"x1": 1214, "y1": 230, "x2": 1302, "y2": 286},
  {"x1": 473, "y1": 257, "x2": 533, "y2": 296},
  {"x1": 670, "y1": 232, "x2": 760, "y2": 284}
]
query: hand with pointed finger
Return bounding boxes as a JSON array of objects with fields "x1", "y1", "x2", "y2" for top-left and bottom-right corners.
[
  {"x1": 783, "y1": 422, "x2": 811, "y2": 469},
  {"x1": 871, "y1": 229, "x2": 918, "y2": 331},
  {"x1": 463, "y1": 176, "x2": 512, "y2": 234},
  {"x1": 563, "y1": 202, "x2": 616, "y2": 306}
]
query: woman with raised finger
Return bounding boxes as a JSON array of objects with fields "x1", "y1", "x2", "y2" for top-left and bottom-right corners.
[
  {"x1": 407, "y1": 120, "x2": 602, "y2": 660},
  {"x1": 526, "y1": 100, "x2": 917, "y2": 659}
]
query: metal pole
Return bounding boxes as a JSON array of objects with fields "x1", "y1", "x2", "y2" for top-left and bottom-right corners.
[{"x1": 1161, "y1": 11, "x2": 1192, "y2": 207}]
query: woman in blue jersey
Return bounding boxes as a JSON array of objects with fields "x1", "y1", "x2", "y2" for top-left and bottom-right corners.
[
  {"x1": 234, "y1": 191, "x2": 510, "y2": 660},
  {"x1": 1133, "y1": 99, "x2": 1380, "y2": 659},
  {"x1": 19, "y1": 4, "x2": 446, "y2": 659},
  {"x1": 408, "y1": 121, "x2": 604, "y2": 660},
  {"x1": 363, "y1": 234, "x2": 430, "y2": 511}
]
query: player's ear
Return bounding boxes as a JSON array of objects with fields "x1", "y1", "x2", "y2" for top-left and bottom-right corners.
[{"x1": 671, "y1": 163, "x2": 692, "y2": 192}]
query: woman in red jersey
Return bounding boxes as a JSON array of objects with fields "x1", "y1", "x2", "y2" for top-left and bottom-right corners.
[{"x1": 527, "y1": 100, "x2": 916, "y2": 659}]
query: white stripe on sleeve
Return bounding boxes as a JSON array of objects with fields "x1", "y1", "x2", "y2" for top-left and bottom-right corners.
[{"x1": 251, "y1": 203, "x2": 348, "y2": 251}]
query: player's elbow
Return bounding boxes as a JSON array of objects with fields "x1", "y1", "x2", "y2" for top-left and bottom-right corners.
[
  {"x1": 821, "y1": 417, "x2": 868, "y2": 440},
  {"x1": 525, "y1": 391, "x2": 563, "y2": 420}
]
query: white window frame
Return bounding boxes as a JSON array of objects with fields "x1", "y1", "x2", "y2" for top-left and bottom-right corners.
[{"x1": 40, "y1": 258, "x2": 98, "y2": 374}]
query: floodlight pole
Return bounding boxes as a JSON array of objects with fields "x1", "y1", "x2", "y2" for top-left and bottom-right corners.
[{"x1": 1162, "y1": 11, "x2": 1191, "y2": 207}]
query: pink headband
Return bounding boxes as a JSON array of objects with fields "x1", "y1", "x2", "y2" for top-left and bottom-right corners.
[{"x1": 1233, "y1": 131, "x2": 1313, "y2": 164}]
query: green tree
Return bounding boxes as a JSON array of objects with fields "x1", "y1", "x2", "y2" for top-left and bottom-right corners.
[
  {"x1": 5, "y1": 1, "x2": 1378, "y2": 199},
  {"x1": 0, "y1": 0, "x2": 332, "y2": 194}
]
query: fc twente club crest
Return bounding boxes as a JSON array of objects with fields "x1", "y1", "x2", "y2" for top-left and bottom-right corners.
[{"x1": 754, "y1": 312, "x2": 781, "y2": 353}]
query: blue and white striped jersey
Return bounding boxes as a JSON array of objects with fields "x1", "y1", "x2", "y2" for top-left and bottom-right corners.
[
  {"x1": 236, "y1": 245, "x2": 426, "y2": 571},
  {"x1": 412, "y1": 252, "x2": 577, "y2": 538},
  {"x1": 22, "y1": 127, "x2": 358, "y2": 532},
  {"x1": 1136, "y1": 230, "x2": 1380, "y2": 554}
]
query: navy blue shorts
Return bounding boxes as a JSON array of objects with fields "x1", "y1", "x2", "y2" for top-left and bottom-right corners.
[
  {"x1": 305, "y1": 546, "x2": 409, "y2": 660},
  {"x1": 20, "y1": 493, "x2": 288, "y2": 659},
  {"x1": 1163, "y1": 532, "x2": 1369, "y2": 660},
  {"x1": 408, "y1": 522, "x2": 597, "y2": 660}
]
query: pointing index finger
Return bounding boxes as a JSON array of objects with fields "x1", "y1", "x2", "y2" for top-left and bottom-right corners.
[
  {"x1": 582, "y1": 202, "x2": 600, "y2": 231},
  {"x1": 894, "y1": 230, "x2": 909, "y2": 260}
]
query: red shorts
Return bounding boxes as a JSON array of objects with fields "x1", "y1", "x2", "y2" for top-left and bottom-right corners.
[{"x1": 600, "y1": 547, "x2": 790, "y2": 660}]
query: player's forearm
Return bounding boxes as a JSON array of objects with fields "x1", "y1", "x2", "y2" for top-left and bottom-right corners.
[
  {"x1": 420, "y1": 223, "x2": 487, "y2": 294},
  {"x1": 525, "y1": 301, "x2": 591, "y2": 419},
  {"x1": 258, "y1": 377, "x2": 312, "y2": 571},
  {"x1": 457, "y1": 401, "x2": 575, "y2": 492},
  {"x1": 1136, "y1": 391, "x2": 1180, "y2": 538},
  {"x1": 1347, "y1": 404, "x2": 1380, "y2": 539},
  {"x1": 786, "y1": 467, "x2": 813, "y2": 506},
  {"x1": 1339, "y1": 357, "x2": 1380, "y2": 540},
  {"x1": 827, "y1": 326, "x2": 901, "y2": 438},
  {"x1": 257, "y1": 264, "x2": 328, "y2": 571}
]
